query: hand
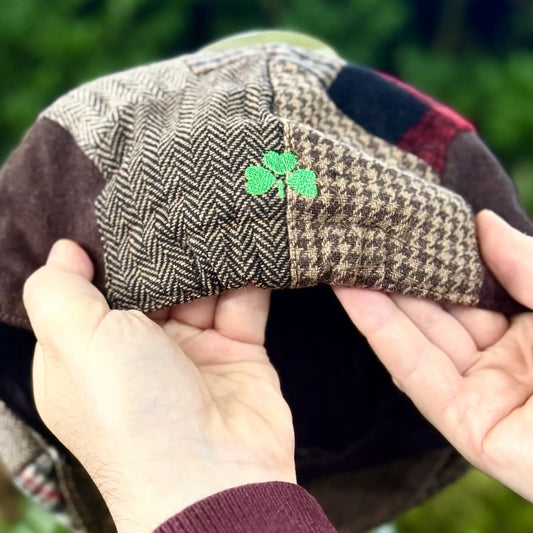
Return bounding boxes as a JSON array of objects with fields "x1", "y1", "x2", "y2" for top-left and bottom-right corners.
[
  {"x1": 23, "y1": 240, "x2": 296, "y2": 533},
  {"x1": 333, "y1": 209, "x2": 533, "y2": 502}
]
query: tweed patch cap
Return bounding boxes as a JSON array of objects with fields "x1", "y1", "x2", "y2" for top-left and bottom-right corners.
[
  {"x1": 0, "y1": 44, "x2": 531, "y2": 327},
  {"x1": 0, "y1": 40, "x2": 532, "y2": 533}
]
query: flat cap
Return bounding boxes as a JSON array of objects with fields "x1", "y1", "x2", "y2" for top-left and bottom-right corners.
[{"x1": 0, "y1": 37, "x2": 531, "y2": 533}]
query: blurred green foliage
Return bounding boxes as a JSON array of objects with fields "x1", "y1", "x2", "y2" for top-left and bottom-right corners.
[
  {"x1": 396, "y1": 468, "x2": 533, "y2": 533},
  {"x1": 0, "y1": 494, "x2": 68, "y2": 533},
  {"x1": 1, "y1": 0, "x2": 532, "y2": 208},
  {"x1": 0, "y1": 1, "x2": 532, "y2": 532}
]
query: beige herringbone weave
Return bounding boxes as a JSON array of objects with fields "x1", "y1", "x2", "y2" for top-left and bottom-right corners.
[{"x1": 45, "y1": 50, "x2": 293, "y2": 311}]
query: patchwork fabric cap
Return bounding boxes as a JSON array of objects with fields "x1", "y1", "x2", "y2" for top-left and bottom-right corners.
[
  {"x1": 0, "y1": 44, "x2": 531, "y2": 325},
  {"x1": 0, "y1": 40, "x2": 532, "y2": 533}
]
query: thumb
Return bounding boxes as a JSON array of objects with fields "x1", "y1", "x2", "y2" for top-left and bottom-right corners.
[
  {"x1": 23, "y1": 239, "x2": 109, "y2": 362},
  {"x1": 476, "y1": 210, "x2": 533, "y2": 309}
]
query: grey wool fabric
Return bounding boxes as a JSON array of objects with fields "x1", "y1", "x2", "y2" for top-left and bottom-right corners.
[{"x1": 0, "y1": 40, "x2": 532, "y2": 533}]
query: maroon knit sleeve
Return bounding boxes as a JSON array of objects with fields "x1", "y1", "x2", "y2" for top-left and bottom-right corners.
[{"x1": 152, "y1": 482, "x2": 338, "y2": 533}]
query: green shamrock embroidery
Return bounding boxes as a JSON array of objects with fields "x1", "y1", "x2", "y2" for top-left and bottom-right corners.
[{"x1": 245, "y1": 150, "x2": 318, "y2": 199}]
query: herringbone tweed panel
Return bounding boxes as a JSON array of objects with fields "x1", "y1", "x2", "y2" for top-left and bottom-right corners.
[
  {"x1": 284, "y1": 121, "x2": 484, "y2": 304},
  {"x1": 270, "y1": 57, "x2": 439, "y2": 184},
  {"x1": 43, "y1": 50, "x2": 290, "y2": 310}
]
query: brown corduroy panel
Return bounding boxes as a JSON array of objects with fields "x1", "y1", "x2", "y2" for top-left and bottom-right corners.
[
  {"x1": 269, "y1": 54, "x2": 439, "y2": 184},
  {"x1": 284, "y1": 121, "x2": 485, "y2": 305},
  {"x1": 0, "y1": 118, "x2": 105, "y2": 328},
  {"x1": 442, "y1": 131, "x2": 533, "y2": 313},
  {"x1": 442, "y1": 131, "x2": 533, "y2": 234},
  {"x1": 302, "y1": 449, "x2": 468, "y2": 533},
  {"x1": 44, "y1": 50, "x2": 291, "y2": 312}
]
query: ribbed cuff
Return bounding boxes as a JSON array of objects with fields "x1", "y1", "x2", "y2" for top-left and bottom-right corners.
[{"x1": 153, "y1": 482, "x2": 337, "y2": 533}]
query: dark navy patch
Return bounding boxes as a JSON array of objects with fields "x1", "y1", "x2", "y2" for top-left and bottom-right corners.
[{"x1": 328, "y1": 64, "x2": 429, "y2": 144}]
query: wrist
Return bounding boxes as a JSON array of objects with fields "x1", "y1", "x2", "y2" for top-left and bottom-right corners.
[{"x1": 99, "y1": 462, "x2": 297, "y2": 533}]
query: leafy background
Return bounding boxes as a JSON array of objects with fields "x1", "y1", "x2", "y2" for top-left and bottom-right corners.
[{"x1": 0, "y1": 0, "x2": 531, "y2": 531}]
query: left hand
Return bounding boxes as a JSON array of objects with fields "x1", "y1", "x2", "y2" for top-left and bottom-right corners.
[{"x1": 23, "y1": 239, "x2": 296, "y2": 533}]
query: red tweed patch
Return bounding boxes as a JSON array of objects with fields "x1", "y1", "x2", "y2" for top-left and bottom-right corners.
[
  {"x1": 397, "y1": 108, "x2": 459, "y2": 172},
  {"x1": 378, "y1": 72, "x2": 475, "y2": 172},
  {"x1": 378, "y1": 72, "x2": 475, "y2": 131}
]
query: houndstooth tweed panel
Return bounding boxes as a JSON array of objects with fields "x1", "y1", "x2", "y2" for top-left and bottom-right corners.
[
  {"x1": 43, "y1": 50, "x2": 290, "y2": 311},
  {"x1": 270, "y1": 57, "x2": 439, "y2": 184},
  {"x1": 284, "y1": 121, "x2": 484, "y2": 304}
]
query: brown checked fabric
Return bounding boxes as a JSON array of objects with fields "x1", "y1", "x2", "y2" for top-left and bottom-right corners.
[
  {"x1": 284, "y1": 121, "x2": 484, "y2": 304},
  {"x1": 269, "y1": 54, "x2": 439, "y2": 184}
]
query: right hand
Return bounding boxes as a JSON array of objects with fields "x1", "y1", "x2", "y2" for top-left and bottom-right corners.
[{"x1": 334, "y1": 210, "x2": 533, "y2": 502}]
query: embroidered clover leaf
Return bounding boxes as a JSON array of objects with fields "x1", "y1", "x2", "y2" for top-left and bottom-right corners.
[
  {"x1": 286, "y1": 169, "x2": 318, "y2": 197},
  {"x1": 245, "y1": 151, "x2": 317, "y2": 199},
  {"x1": 263, "y1": 151, "x2": 297, "y2": 175},
  {"x1": 245, "y1": 166, "x2": 276, "y2": 195}
]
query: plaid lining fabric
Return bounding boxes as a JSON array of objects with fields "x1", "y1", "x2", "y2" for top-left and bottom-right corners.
[
  {"x1": 0, "y1": 401, "x2": 71, "y2": 523},
  {"x1": 14, "y1": 448, "x2": 67, "y2": 516},
  {"x1": 0, "y1": 399, "x2": 42, "y2": 474}
]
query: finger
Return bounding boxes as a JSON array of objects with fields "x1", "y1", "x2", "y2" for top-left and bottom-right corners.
[
  {"x1": 486, "y1": 313, "x2": 533, "y2": 388},
  {"x1": 166, "y1": 295, "x2": 218, "y2": 330},
  {"x1": 333, "y1": 286, "x2": 461, "y2": 424},
  {"x1": 443, "y1": 302, "x2": 509, "y2": 350},
  {"x1": 215, "y1": 284, "x2": 271, "y2": 345},
  {"x1": 146, "y1": 307, "x2": 171, "y2": 324},
  {"x1": 158, "y1": 317, "x2": 203, "y2": 346},
  {"x1": 23, "y1": 240, "x2": 109, "y2": 364},
  {"x1": 46, "y1": 238, "x2": 94, "y2": 280},
  {"x1": 31, "y1": 343, "x2": 45, "y2": 414},
  {"x1": 391, "y1": 294, "x2": 479, "y2": 373},
  {"x1": 477, "y1": 210, "x2": 533, "y2": 309}
]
